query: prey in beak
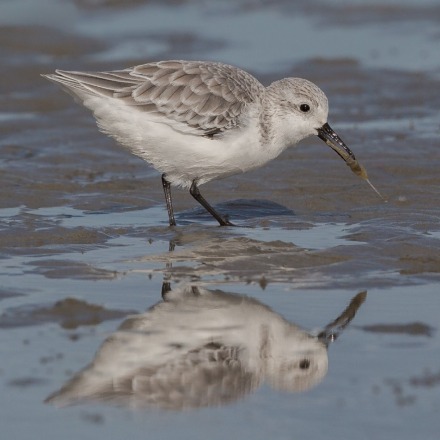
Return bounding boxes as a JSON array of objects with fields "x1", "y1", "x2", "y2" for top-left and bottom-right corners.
[{"x1": 317, "y1": 123, "x2": 385, "y2": 200}]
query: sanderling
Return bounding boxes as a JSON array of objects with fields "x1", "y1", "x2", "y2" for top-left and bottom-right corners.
[
  {"x1": 45, "y1": 285, "x2": 366, "y2": 409},
  {"x1": 43, "y1": 60, "x2": 381, "y2": 226}
]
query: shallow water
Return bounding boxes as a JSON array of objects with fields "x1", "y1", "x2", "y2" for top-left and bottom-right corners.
[{"x1": 1, "y1": 0, "x2": 440, "y2": 439}]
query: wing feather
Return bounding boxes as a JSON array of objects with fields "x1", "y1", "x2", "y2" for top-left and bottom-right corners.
[{"x1": 45, "y1": 60, "x2": 265, "y2": 136}]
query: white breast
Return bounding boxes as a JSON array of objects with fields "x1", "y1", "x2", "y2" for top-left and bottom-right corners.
[{"x1": 84, "y1": 97, "x2": 286, "y2": 188}]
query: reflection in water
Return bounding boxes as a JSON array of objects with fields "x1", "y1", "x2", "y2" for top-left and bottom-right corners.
[{"x1": 46, "y1": 286, "x2": 366, "y2": 410}]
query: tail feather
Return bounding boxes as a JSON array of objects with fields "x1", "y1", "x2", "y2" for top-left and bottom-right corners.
[{"x1": 41, "y1": 70, "x2": 130, "y2": 101}]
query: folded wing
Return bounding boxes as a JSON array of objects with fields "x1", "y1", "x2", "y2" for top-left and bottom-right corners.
[{"x1": 43, "y1": 60, "x2": 265, "y2": 137}]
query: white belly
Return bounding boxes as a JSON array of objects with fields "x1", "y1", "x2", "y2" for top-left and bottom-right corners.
[{"x1": 85, "y1": 97, "x2": 286, "y2": 188}]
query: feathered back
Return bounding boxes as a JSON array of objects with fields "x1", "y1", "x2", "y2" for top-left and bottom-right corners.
[{"x1": 43, "y1": 60, "x2": 265, "y2": 137}]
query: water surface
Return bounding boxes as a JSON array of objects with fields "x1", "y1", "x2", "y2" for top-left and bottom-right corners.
[{"x1": 1, "y1": 1, "x2": 440, "y2": 439}]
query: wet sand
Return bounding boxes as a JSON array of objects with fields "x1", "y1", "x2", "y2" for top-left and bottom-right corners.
[{"x1": 1, "y1": 1, "x2": 440, "y2": 439}]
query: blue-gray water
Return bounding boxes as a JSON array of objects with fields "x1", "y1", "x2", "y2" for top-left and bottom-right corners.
[{"x1": 1, "y1": 1, "x2": 440, "y2": 439}]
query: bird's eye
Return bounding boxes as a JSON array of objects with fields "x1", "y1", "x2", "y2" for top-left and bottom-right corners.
[
  {"x1": 300, "y1": 103, "x2": 310, "y2": 113},
  {"x1": 299, "y1": 359, "x2": 310, "y2": 369}
]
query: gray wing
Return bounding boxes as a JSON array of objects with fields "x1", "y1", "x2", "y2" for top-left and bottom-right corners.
[
  {"x1": 43, "y1": 60, "x2": 265, "y2": 136},
  {"x1": 123, "y1": 343, "x2": 257, "y2": 410},
  {"x1": 45, "y1": 342, "x2": 258, "y2": 409}
]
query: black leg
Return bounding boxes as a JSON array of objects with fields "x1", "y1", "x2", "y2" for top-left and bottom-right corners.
[
  {"x1": 189, "y1": 180, "x2": 234, "y2": 226},
  {"x1": 162, "y1": 239, "x2": 175, "y2": 300},
  {"x1": 161, "y1": 281, "x2": 172, "y2": 299},
  {"x1": 161, "y1": 174, "x2": 176, "y2": 227}
]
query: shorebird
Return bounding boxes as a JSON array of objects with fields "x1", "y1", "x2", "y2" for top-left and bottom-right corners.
[
  {"x1": 45, "y1": 285, "x2": 366, "y2": 409},
  {"x1": 43, "y1": 60, "x2": 380, "y2": 226}
]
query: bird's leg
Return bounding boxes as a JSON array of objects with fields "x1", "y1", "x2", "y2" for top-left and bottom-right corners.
[
  {"x1": 189, "y1": 180, "x2": 234, "y2": 226},
  {"x1": 161, "y1": 239, "x2": 175, "y2": 300},
  {"x1": 161, "y1": 174, "x2": 176, "y2": 227},
  {"x1": 161, "y1": 281, "x2": 172, "y2": 299}
]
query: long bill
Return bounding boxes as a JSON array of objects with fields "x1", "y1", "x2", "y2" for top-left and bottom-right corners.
[
  {"x1": 317, "y1": 291, "x2": 367, "y2": 346},
  {"x1": 317, "y1": 122, "x2": 356, "y2": 163},
  {"x1": 316, "y1": 122, "x2": 386, "y2": 201}
]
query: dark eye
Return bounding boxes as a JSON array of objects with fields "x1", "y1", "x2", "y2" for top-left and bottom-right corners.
[
  {"x1": 299, "y1": 359, "x2": 310, "y2": 370},
  {"x1": 300, "y1": 103, "x2": 310, "y2": 113}
]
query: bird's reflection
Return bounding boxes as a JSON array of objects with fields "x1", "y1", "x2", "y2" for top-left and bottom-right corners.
[{"x1": 46, "y1": 285, "x2": 366, "y2": 410}]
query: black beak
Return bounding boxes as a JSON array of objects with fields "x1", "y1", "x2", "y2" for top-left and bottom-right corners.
[
  {"x1": 317, "y1": 291, "x2": 367, "y2": 347},
  {"x1": 317, "y1": 122, "x2": 356, "y2": 162},
  {"x1": 316, "y1": 123, "x2": 386, "y2": 201}
]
